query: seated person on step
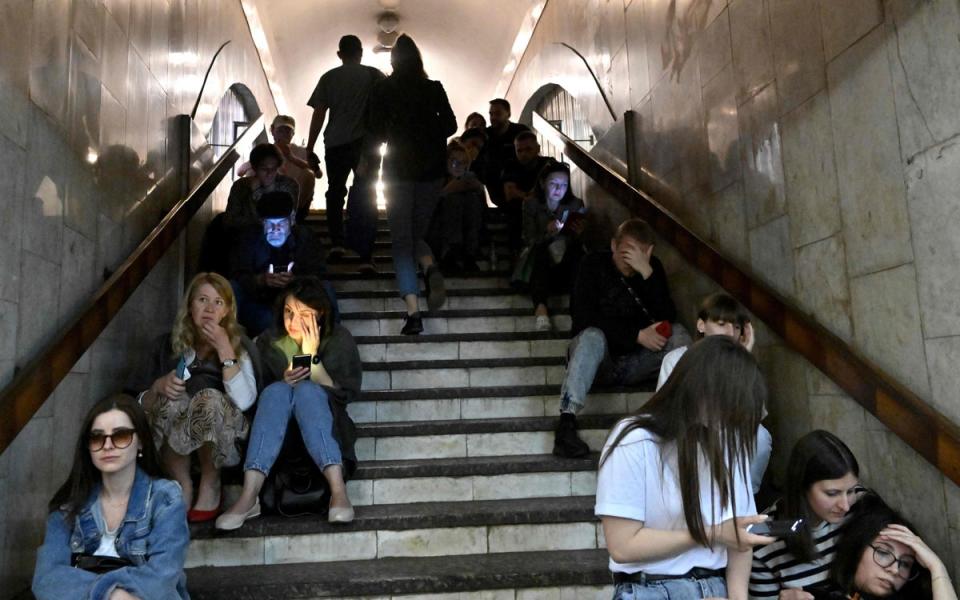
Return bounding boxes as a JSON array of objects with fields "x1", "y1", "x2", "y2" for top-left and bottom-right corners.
[
  {"x1": 809, "y1": 492, "x2": 956, "y2": 600},
  {"x1": 520, "y1": 160, "x2": 586, "y2": 332},
  {"x1": 597, "y1": 336, "x2": 775, "y2": 600},
  {"x1": 750, "y1": 430, "x2": 865, "y2": 599},
  {"x1": 129, "y1": 272, "x2": 258, "y2": 524},
  {"x1": 501, "y1": 131, "x2": 549, "y2": 253},
  {"x1": 228, "y1": 190, "x2": 337, "y2": 338},
  {"x1": 224, "y1": 143, "x2": 300, "y2": 232},
  {"x1": 434, "y1": 141, "x2": 485, "y2": 274},
  {"x1": 218, "y1": 276, "x2": 360, "y2": 529},
  {"x1": 33, "y1": 395, "x2": 190, "y2": 600},
  {"x1": 553, "y1": 217, "x2": 691, "y2": 458},
  {"x1": 657, "y1": 292, "x2": 772, "y2": 493}
]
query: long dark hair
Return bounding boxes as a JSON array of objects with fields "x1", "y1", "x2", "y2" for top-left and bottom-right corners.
[
  {"x1": 599, "y1": 336, "x2": 765, "y2": 546},
  {"x1": 273, "y1": 276, "x2": 334, "y2": 343},
  {"x1": 829, "y1": 493, "x2": 931, "y2": 599},
  {"x1": 391, "y1": 34, "x2": 427, "y2": 79},
  {"x1": 533, "y1": 159, "x2": 578, "y2": 206},
  {"x1": 49, "y1": 394, "x2": 165, "y2": 524},
  {"x1": 780, "y1": 430, "x2": 860, "y2": 561}
]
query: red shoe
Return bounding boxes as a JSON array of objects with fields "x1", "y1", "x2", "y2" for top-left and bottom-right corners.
[{"x1": 188, "y1": 495, "x2": 223, "y2": 523}]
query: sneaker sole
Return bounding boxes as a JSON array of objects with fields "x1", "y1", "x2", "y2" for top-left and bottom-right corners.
[{"x1": 426, "y1": 269, "x2": 447, "y2": 312}]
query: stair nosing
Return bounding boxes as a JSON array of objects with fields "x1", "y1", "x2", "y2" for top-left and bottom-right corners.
[
  {"x1": 357, "y1": 383, "x2": 654, "y2": 401},
  {"x1": 354, "y1": 331, "x2": 571, "y2": 345},
  {"x1": 351, "y1": 452, "x2": 600, "y2": 479},
  {"x1": 362, "y1": 356, "x2": 565, "y2": 371},
  {"x1": 355, "y1": 414, "x2": 620, "y2": 437},
  {"x1": 342, "y1": 308, "x2": 570, "y2": 320}
]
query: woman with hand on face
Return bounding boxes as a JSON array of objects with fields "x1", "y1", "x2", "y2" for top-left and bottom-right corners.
[
  {"x1": 217, "y1": 276, "x2": 361, "y2": 530},
  {"x1": 814, "y1": 493, "x2": 956, "y2": 600},
  {"x1": 750, "y1": 431, "x2": 866, "y2": 600},
  {"x1": 32, "y1": 395, "x2": 190, "y2": 600},
  {"x1": 597, "y1": 336, "x2": 776, "y2": 600},
  {"x1": 130, "y1": 272, "x2": 258, "y2": 523}
]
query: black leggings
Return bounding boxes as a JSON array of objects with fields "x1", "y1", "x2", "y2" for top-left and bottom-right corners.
[{"x1": 528, "y1": 238, "x2": 583, "y2": 308}]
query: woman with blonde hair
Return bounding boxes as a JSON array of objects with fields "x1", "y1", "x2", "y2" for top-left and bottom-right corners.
[{"x1": 130, "y1": 272, "x2": 259, "y2": 523}]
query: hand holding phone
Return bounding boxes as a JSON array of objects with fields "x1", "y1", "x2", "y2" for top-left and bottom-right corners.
[
  {"x1": 746, "y1": 518, "x2": 804, "y2": 537},
  {"x1": 292, "y1": 354, "x2": 312, "y2": 370}
]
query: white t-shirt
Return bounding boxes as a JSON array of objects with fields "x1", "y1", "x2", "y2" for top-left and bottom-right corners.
[
  {"x1": 595, "y1": 421, "x2": 756, "y2": 574},
  {"x1": 656, "y1": 346, "x2": 687, "y2": 390}
]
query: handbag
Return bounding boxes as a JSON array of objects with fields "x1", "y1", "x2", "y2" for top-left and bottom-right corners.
[
  {"x1": 510, "y1": 246, "x2": 536, "y2": 288},
  {"x1": 259, "y1": 423, "x2": 331, "y2": 517},
  {"x1": 71, "y1": 553, "x2": 133, "y2": 574}
]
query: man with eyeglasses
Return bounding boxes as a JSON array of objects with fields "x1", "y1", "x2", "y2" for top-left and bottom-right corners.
[{"x1": 227, "y1": 191, "x2": 337, "y2": 337}]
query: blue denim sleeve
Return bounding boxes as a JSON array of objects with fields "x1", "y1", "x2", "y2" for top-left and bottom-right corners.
[
  {"x1": 89, "y1": 484, "x2": 190, "y2": 600},
  {"x1": 32, "y1": 511, "x2": 99, "y2": 599}
]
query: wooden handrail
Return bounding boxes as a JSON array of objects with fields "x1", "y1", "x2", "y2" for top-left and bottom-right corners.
[
  {"x1": 0, "y1": 114, "x2": 265, "y2": 456},
  {"x1": 532, "y1": 112, "x2": 960, "y2": 486}
]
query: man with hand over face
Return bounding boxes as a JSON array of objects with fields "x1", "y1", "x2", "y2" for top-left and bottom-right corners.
[{"x1": 552, "y1": 218, "x2": 691, "y2": 458}]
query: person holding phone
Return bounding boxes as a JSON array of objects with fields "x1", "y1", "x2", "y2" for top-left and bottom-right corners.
[
  {"x1": 519, "y1": 160, "x2": 587, "y2": 332},
  {"x1": 129, "y1": 272, "x2": 258, "y2": 523},
  {"x1": 217, "y1": 276, "x2": 361, "y2": 529},
  {"x1": 750, "y1": 430, "x2": 866, "y2": 599},
  {"x1": 812, "y1": 492, "x2": 956, "y2": 600},
  {"x1": 597, "y1": 336, "x2": 775, "y2": 600},
  {"x1": 32, "y1": 394, "x2": 189, "y2": 600}
]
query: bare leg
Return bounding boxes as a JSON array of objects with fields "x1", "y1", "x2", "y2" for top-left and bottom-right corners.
[
  {"x1": 221, "y1": 470, "x2": 266, "y2": 516},
  {"x1": 163, "y1": 445, "x2": 193, "y2": 509},
  {"x1": 534, "y1": 303, "x2": 548, "y2": 317},
  {"x1": 193, "y1": 444, "x2": 221, "y2": 511},
  {"x1": 323, "y1": 465, "x2": 352, "y2": 509},
  {"x1": 403, "y1": 293, "x2": 419, "y2": 316}
]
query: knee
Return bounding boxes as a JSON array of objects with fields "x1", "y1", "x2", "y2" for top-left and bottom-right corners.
[
  {"x1": 259, "y1": 382, "x2": 292, "y2": 407},
  {"x1": 293, "y1": 381, "x2": 328, "y2": 403},
  {"x1": 575, "y1": 327, "x2": 608, "y2": 353}
]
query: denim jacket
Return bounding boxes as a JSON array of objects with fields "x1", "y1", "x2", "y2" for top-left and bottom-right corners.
[{"x1": 32, "y1": 467, "x2": 190, "y2": 600}]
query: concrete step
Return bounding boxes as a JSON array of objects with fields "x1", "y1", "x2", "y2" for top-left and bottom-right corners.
[
  {"x1": 338, "y1": 289, "x2": 568, "y2": 313},
  {"x1": 327, "y1": 259, "x2": 511, "y2": 275},
  {"x1": 360, "y1": 357, "x2": 567, "y2": 391},
  {"x1": 330, "y1": 271, "x2": 512, "y2": 292},
  {"x1": 185, "y1": 496, "x2": 603, "y2": 568},
  {"x1": 346, "y1": 310, "x2": 572, "y2": 336},
  {"x1": 345, "y1": 454, "x2": 599, "y2": 507},
  {"x1": 185, "y1": 549, "x2": 612, "y2": 599},
  {"x1": 352, "y1": 414, "x2": 619, "y2": 461},
  {"x1": 356, "y1": 334, "x2": 569, "y2": 364}
]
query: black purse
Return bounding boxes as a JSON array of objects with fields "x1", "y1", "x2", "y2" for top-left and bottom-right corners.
[
  {"x1": 71, "y1": 553, "x2": 133, "y2": 574},
  {"x1": 259, "y1": 423, "x2": 331, "y2": 517}
]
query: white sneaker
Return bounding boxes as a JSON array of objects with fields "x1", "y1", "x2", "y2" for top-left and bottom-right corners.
[{"x1": 535, "y1": 315, "x2": 552, "y2": 331}]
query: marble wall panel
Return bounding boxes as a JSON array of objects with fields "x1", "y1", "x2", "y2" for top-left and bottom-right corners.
[
  {"x1": 624, "y1": 0, "x2": 651, "y2": 105},
  {"x1": 16, "y1": 251, "x2": 61, "y2": 364},
  {"x1": 768, "y1": 0, "x2": 826, "y2": 116},
  {"x1": 609, "y1": 46, "x2": 632, "y2": 118},
  {"x1": 710, "y1": 180, "x2": 750, "y2": 267},
  {"x1": 748, "y1": 215, "x2": 794, "y2": 297},
  {"x1": 0, "y1": 133, "x2": 26, "y2": 304},
  {"x1": 101, "y1": 8, "x2": 129, "y2": 107},
  {"x1": 808, "y1": 394, "x2": 869, "y2": 467},
  {"x1": 103, "y1": 0, "x2": 131, "y2": 34},
  {"x1": 23, "y1": 110, "x2": 67, "y2": 264},
  {"x1": 698, "y1": 6, "x2": 731, "y2": 87},
  {"x1": 148, "y1": 0, "x2": 171, "y2": 91},
  {"x1": 923, "y1": 336, "x2": 960, "y2": 426},
  {"x1": 849, "y1": 264, "x2": 931, "y2": 398},
  {"x1": 885, "y1": 0, "x2": 960, "y2": 162},
  {"x1": 738, "y1": 82, "x2": 786, "y2": 227},
  {"x1": 728, "y1": 0, "x2": 774, "y2": 103},
  {"x1": 761, "y1": 345, "x2": 810, "y2": 475},
  {"x1": 0, "y1": 302, "x2": 17, "y2": 363},
  {"x1": 29, "y1": 0, "x2": 71, "y2": 123},
  {"x1": 794, "y1": 235, "x2": 853, "y2": 342},
  {"x1": 73, "y1": 0, "x2": 104, "y2": 59},
  {"x1": 818, "y1": 0, "x2": 883, "y2": 61},
  {"x1": 0, "y1": 0, "x2": 33, "y2": 148},
  {"x1": 128, "y1": 0, "x2": 153, "y2": 61},
  {"x1": 701, "y1": 63, "x2": 740, "y2": 194},
  {"x1": 59, "y1": 227, "x2": 98, "y2": 327},
  {"x1": 827, "y1": 27, "x2": 913, "y2": 278},
  {"x1": 99, "y1": 84, "x2": 127, "y2": 152},
  {"x1": 67, "y1": 34, "x2": 103, "y2": 158},
  {"x1": 780, "y1": 90, "x2": 841, "y2": 247},
  {"x1": 904, "y1": 137, "x2": 960, "y2": 337}
]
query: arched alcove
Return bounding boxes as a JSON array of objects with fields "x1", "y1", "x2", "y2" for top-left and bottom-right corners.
[{"x1": 209, "y1": 83, "x2": 266, "y2": 179}]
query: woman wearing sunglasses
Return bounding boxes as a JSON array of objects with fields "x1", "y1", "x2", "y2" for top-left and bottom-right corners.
[
  {"x1": 750, "y1": 431, "x2": 866, "y2": 599},
  {"x1": 33, "y1": 394, "x2": 190, "y2": 600},
  {"x1": 217, "y1": 276, "x2": 361, "y2": 529},
  {"x1": 814, "y1": 493, "x2": 955, "y2": 600}
]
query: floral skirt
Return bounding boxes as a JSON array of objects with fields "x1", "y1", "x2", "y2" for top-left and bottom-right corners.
[{"x1": 146, "y1": 388, "x2": 249, "y2": 468}]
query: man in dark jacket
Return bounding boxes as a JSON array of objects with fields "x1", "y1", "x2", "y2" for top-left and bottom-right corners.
[
  {"x1": 228, "y1": 191, "x2": 337, "y2": 337},
  {"x1": 553, "y1": 218, "x2": 691, "y2": 457}
]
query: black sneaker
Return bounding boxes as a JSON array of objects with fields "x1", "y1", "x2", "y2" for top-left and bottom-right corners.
[
  {"x1": 553, "y1": 414, "x2": 590, "y2": 458},
  {"x1": 401, "y1": 313, "x2": 423, "y2": 335},
  {"x1": 327, "y1": 246, "x2": 346, "y2": 262},
  {"x1": 425, "y1": 265, "x2": 447, "y2": 312}
]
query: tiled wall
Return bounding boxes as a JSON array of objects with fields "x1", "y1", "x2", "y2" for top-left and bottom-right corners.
[
  {"x1": 509, "y1": 0, "x2": 960, "y2": 576},
  {"x1": 0, "y1": 0, "x2": 277, "y2": 595}
]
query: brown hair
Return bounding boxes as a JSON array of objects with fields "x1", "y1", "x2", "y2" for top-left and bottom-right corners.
[
  {"x1": 171, "y1": 272, "x2": 245, "y2": 358},
  {"x1": 614, "y1": 218, "x2": 655, "y2": 245}
]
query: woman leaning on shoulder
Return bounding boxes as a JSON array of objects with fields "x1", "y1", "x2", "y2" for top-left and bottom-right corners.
[
  {"x1": 597, "y1": 335, "x2": 776, "y2": 600},
  {"x1": 32, "y1": 394, "x2": 190, "y2": 600},
  {"x1": 131, "y1": 272, "x2": 258, "y2": 523}
]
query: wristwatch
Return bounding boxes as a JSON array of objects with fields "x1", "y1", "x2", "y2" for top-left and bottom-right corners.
[
  {"x1": 221, "y1": 358, "x2": 238, "y2": 369},
  {"x1": 312, "y1": 354, "x2": 322, "y2": 365}
]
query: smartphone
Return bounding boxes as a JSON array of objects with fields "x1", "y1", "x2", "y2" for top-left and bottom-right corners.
[
  {"x1": 292, "y1": 354, "x2": 312, "y2": 370},
  {"x1": 655, "y1": 321, "x2": 672, "y2": 338},
  {"x1": 272, "y1": 263, "x2": 288, "y2": 274},
  {"x1": 175, "y1": 356, "x2": 187, "y2": 379},
  {"x1": 747, "y1": 518, "x2": 804, "y2": 537}
]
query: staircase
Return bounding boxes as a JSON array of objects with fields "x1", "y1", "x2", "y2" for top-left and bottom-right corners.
[{"x1": 185, "y1": 210, "x2": 653, "y2": 599}]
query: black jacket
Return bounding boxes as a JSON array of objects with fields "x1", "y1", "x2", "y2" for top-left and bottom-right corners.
[{"x1": 228, "y1": 226, "x2": 326, "y2": 303}]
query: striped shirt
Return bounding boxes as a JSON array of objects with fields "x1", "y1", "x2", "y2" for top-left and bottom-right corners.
[{"x1": 749, "y1": 508, "x2": 845, "y2": 599}]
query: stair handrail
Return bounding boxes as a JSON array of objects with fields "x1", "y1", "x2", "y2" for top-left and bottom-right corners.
[
  {"x1": 531, "y1": 111, "x2": 960, "y2": 486},
  {"x1": 0, "y1": 114, "x2": 266, "y2": 456}
]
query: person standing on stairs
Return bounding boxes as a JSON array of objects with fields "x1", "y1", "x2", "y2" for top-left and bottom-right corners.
[
  {"x1": 553, "y1": 218, "x2": 691, "y2": 458},
  {"x1": 366, "y1": 34, "x2": 458, "y2": 335},
  {"x1": 597, "y1": 336, "x2": 776, "y2": 600},
  {"x1": 217, "y1": 276, "x2": 361, "y2": 530},
  {"x1": 306, "y1": 34, "x2": 385, "y2": 261}
]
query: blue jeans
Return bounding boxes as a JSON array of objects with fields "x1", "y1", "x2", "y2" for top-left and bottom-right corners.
[
  {"x1": 613, "y1": 575, "x2": 726, "y2": 600},
  {"x1": 244, "y1": 381, "x2": 342, "y2": 474},
  {"x1": 560, "y1": 325, "x2": 691, "y2": 414},
  {"x1": 387, "y1": 179, "x2": 443, "y2": 297}
]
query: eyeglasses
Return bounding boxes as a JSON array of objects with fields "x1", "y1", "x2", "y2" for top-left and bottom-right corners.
[
  {"x1": 88, "y1": 428, "x2": 136, "y2": 452},
  {"x1": 870, "y1": 545, "x2": 919, "y2": 580}
]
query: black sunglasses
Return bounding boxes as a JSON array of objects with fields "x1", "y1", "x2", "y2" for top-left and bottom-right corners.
[{"x1": 88, "y1": 428, "x2": 136, "y2": 452}]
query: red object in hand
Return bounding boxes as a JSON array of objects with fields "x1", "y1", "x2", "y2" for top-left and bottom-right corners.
[{"x1": 655, "y1": 321, "x2": 672, "y2": 338}]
